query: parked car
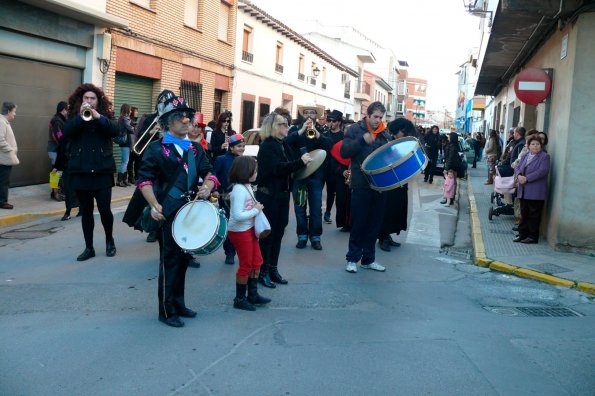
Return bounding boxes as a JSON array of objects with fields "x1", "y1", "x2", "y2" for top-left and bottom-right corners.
[{"x1": 434, "y1": 133, "x2": 468, "y2": 178}]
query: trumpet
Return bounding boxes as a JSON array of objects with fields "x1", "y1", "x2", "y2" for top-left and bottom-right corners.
[
  {"x1": 305, "y1": 126, "x2": 317, "y2": 139},
  {"x1": 80, "y1": 103, "x2": 93, "y2": 122},
  {"x1": 133, "y1": 116, "x2": 160, "y2": 155}
]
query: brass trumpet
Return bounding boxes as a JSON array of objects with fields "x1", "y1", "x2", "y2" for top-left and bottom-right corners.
[
  {"x1": 305, "y1": 126, "x2": 317, "y2": 139},
  {"x1": 80, "y1": 103, "x2": 93, "y2": 122}
]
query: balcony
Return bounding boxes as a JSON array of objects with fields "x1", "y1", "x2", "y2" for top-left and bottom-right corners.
[
  {"x1": 298, "y1": 73, "x2": 305, "y2": 81},
  {"x1": 321, "y1": 83, "x2": 326, "y2": 90},
  {"x1": 242, "y1": 51, "x2": 253, "y2": 63},
  {"x1": 354, "y1": 81, "x2": 371, "y2": 101},
  {"x1": 275, "y1": 63, "x2": 284, "y2": 73}
]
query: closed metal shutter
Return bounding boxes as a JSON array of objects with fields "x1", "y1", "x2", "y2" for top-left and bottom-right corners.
[{"x1": 113, "y1": 73, "x2": 154, "y2": 170}]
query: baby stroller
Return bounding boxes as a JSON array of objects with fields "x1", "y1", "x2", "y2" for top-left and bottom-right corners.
[{"x1": 488, "y1": 164, "x2": 516, "y2": 220}]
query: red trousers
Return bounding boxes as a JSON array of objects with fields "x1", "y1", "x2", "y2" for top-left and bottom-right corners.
[{"x1": 227, "y1": 228, "x2": 263, "y2": 277}]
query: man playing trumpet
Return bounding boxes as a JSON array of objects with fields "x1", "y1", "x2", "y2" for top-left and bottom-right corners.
[{"x1": 286, "y1": 103, "x2": 331, "y2": 251}]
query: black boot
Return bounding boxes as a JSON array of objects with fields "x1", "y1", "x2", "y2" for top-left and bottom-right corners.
[
  {"x1": 269, "y1": 265, "x2": 288, "y2": 284},
  {"x1": 449, "y1": 198, "x2": 454, "y2": 205},
  {"x1": 440, "y1": 198, "x2": 447, "y2": 204},
  {"x1": 106, "y1": 239, "x2": 116, "y2": 257},
  {"x1": 233, "y1": 283, "x2": 255, "y2": 311},
  {"x1": 247, "y1": 278, "x2": 271, "y2": 305},
  {"x1": 122, "y1": 172, "x2": 130, "y2": 186},
  {"x1": 379, "y1": 239, "x2": 391, "y2": 252},
  {"x1": 258, "y1": 264, "x2": 276, "y2": 288},
  {"x1": 116, "y1": 173, "x2": 125, "y2": 187}
]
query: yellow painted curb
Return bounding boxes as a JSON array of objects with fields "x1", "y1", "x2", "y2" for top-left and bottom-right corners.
[
  {"x1": 576, "y1": 282, "x2": 595, "y2": 295},
  {"x1": 514, "y1": 267, "x2": 576, "y2": 288},
  {"x1": 475, "y1": 257, "x2": 492, "y2": 268},
  {"x1": 489, "y1": 261, "x2": 517, "y2": 274},
  {"x1": 467, "y1": 181, "x2": 487, "y2": 264}
]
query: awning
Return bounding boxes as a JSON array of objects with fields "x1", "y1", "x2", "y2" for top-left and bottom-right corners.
[
  {"x1": 18, "y1": 0, "x2": 128, "y2": 28},
  {"x1": 475, "y1": 0, "x2": 584, "y2": 96}
]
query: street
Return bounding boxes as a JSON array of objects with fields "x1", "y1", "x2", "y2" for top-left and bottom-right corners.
[{"x1": 1, "y1": 177, "x2": 594, "y2": 395}]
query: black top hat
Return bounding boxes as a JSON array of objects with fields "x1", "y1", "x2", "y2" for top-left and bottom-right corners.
[
  {"x1": 157, "y1": 95, "x2": 195, "y2": 121},
  {"x1": 327, "y1": 110, "x2": 344, "y2": 121}
]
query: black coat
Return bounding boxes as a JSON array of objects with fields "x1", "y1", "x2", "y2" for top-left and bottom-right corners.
[
  {"x1": 423, "y1": 132, "x2": 440, "y2": 159},
  {"x1": 255, "y1": 137, "x2": 305, "y2": 196},
  {"x1": 63, "y1": 114, "x2": 119, "y2": 175},
  {"x1": 444, "y1": 142, "x2": 461, "y2": 172}
]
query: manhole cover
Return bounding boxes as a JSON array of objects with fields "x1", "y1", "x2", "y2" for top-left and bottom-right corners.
[
  {"x1": 484, "y1": 306, "x2": 583, "y2": 317},
  {"x1": 529, "y1": 263, "x2": 572, "y2": 274}
]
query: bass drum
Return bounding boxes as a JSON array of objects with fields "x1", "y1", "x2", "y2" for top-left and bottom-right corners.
[{"x1": 172, "y1": 200, "x2": 227, "y2": 255}]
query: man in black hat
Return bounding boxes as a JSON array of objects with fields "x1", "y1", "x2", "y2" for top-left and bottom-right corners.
[
  {"x1": 322, "y1": 109, "x2": 344, "y2": 224},
  {"x1": 136, "y1": 91, "x2": 217, "y2": 328}
]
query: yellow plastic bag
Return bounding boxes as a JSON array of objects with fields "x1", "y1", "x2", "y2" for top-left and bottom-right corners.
[{"x1": 49, "y1": 171, "x2": 60, "y2": 189}]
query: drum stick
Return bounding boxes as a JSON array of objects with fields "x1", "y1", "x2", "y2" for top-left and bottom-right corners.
[{"x1": 182, "y1": 195, "x2": 200, "y2": 224}]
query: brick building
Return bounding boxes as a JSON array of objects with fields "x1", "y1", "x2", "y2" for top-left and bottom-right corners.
[
  {"x1": 405, "y1": 77, "x2": 428, "y2": 125},
  {"x1": 106, "y1": 0, "x2": 237, "y2": 126}
]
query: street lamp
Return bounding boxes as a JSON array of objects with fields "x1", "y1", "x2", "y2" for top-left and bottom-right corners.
[{"x1": 312, "y1": 66, "x2": 320, "y2": 77}]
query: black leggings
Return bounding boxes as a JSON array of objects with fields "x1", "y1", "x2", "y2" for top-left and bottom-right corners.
[{"x1": 76, "y1": 188, "x2": 114, "y2": 249}]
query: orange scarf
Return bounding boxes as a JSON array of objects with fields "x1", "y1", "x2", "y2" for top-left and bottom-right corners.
[{"x1": 365, "y1": 118, "x2": 386, "y2": 140}]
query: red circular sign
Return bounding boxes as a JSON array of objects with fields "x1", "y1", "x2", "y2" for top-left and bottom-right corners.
[{"x1": 514, "y1": 68, "x2": 552, "y2": 105}]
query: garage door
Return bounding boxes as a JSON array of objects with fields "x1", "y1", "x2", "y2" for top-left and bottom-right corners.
[
  {"x1": 0, "y1": 55, "x2": 82, "y2": 186},
  {"x1": 113, "y1": 73, "x2": 154, "y2": 168}
]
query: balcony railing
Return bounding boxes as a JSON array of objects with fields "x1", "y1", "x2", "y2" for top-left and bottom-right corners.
[
  {"x1": 321, "y1": 83, "x2": 326, "y2": 90},
  {"x1": 344, "y1": 92, "x2": 350, "y2": 99},
  {"x1": 309, "y1": 78, "x2": 316, "y2": 86},
  {"x1": 242, "y1": 51, "x2": 253, "y2": 63},
  {"x1": 298, "y1": 73, "x2": 305, "y2": 81},
  {"x1": 275, "y1": 63, "x2": 284, "y2": 73}
]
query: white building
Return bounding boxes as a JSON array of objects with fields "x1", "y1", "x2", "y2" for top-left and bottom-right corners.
[{"x1": 233, "y1": 1, "x2": 358, "y2": 131}]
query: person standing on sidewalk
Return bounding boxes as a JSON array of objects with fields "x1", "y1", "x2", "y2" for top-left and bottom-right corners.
[
  {"x1": 48, "y1": 101, "x2": 68, "y2": 200},
  {"x1": 484, "y1": 129, "x2": 502, "y2": 185},
  {"x1": 440, "y1": 132, "x2": 461, "y2": 205},
  {"x1": 0, "y1": 102, "x2": 18, "y2": 210},
  {"x1": 423, "y1": 125, "x2": 440, "y2": 183},
  {"x1": 116, "y1": 104, "x2": 134, "y2": 187},
  {"x1": 340, "y1": 101, "x2": 390, "y2": 273},
  {"x1": 64, "y1": 84, "x2": 119, "y2": 261}
]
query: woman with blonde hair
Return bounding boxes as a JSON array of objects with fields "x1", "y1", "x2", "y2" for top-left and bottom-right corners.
[{"x1": 255, "y1": 112, "x2": 311, "y2": 287}]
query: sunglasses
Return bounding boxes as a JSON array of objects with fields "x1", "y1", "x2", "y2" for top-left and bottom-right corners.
[{"x1": 223, "y1": 119, "x2": 231, "y2": 123}]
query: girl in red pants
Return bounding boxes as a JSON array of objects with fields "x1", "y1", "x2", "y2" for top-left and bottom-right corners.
[{"x1": 227, "y1": 156, "x2": 271, "y2": 311}]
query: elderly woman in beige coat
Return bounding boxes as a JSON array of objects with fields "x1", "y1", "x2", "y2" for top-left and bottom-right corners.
[{"x1": 0, "y1": 102, "x2": 19, "y2": 209}]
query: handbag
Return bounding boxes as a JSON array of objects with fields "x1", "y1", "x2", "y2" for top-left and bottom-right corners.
[{"x1": 243, "y1": 185, "x2": 271, "y2": 239}]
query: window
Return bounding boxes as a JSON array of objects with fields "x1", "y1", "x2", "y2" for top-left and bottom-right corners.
[
  {"x1": 321, "y1": 67, "x2": 327, "y2": 90},
  {"x1": 180, "y1": 80, "x2": 203, "y2": 112},
  {"x1": 218, "y1": 1, "x2": 230, "y2": 42},
  {"x1": 344, "y1": 80, "x2": 351, "y2": 99},
  {"x1": 258, "y1": 103, "x2": 270, "y2": 127},
  {"x1": 213, "y1": 89, "x2": 224, "y2": 121},
  {"x1": 275, "y1": 42, "x2": 284, "y2": 73},
  {"x1": 242, "y1": 25, "x2": 253, "y2": 62},
  {"x1": 184, "y1": 0, "x2": 199, "y2": 28},
  {"x1": 309, "y1": 62, "x2": 316, "y2": 85},
  {"x1": 298, "y1": 54, "x2": 305, "y2": 81},
  {"x1": 396, "y1": 101, "x2": 405, "y2": 113}
]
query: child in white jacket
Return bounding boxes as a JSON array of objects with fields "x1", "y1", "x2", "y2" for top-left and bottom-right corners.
[{"x1": 227, "y1": 156, "x2": 271, "y2": 311}]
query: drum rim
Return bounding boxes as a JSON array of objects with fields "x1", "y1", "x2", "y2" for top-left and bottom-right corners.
[
  {"x1": 361, "y1": 137, "x2": 421, "y2": 176},
  {"x1": 172, "y1": 200, "x2": 220, "y2": 250},
  {"x1": 188, "y1": 210, "x2": 228, "y2": 255},
  {"x1": 367, "y1": 149, "x2": 429, "y2": 192}
]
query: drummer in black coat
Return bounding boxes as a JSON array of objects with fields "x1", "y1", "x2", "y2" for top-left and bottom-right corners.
[
  {"x1": 340, "y1": 101, "x2": 391, "y2": 274},
  {"x1": 136, "y1": 91, "x2": 216, "y2": 328},
  {"x1": 377, "y1": 118, "x2": 416, "y2": 252}
]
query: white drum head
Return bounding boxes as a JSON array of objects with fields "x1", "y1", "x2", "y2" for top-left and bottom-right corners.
[{"x1": 172, "y1": 201, "x2": 219, "y2": 250}]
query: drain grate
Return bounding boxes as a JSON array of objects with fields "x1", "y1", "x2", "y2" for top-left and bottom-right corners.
[
  {"x1": 515, "y1": 307, "x2": 582, "y2": 317},
  {"x1": 484, "y1": 306, "x2": 583, "y2": 317}
]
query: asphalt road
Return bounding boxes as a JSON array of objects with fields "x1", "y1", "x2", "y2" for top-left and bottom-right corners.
[{"x1": 1, "y1": 178, "x2": 594, "y2": 395}]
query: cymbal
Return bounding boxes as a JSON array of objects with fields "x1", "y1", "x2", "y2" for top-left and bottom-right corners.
[{"x1": 294, "y1": 149, "x2": 327, "y2": 180}]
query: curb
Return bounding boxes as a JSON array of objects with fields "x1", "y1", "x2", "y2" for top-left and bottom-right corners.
[
  {"x1": 467, "y1": 181, "x2": 595, "y2": 295},
  {"x1": 0, "y1": 196, "x2": 132, "y2": 229}
]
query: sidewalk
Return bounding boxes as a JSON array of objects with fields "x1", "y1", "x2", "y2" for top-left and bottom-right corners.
[
  {"x1": 0, "y1": 182, "x2": 133, "y2": 229},
  {"x1": 467, "y1": 161, "x2": 595, "y2": 295}
]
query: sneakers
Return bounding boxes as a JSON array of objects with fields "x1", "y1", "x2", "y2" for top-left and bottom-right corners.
[
  {"x1": 324, "y1": 212, "x2": 332, "y2": 224},
  {"x1": 360, "y1": 262, "x2": 386, "y2": 272},
  {"x1": 345, "y1": 261, "x2": 357, "y2": 273}
]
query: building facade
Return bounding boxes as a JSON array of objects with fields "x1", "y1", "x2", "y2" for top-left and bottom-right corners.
[
  {"x1": 233, "y1": 0, "x2": 357, "y2": 131},
  {"x1": 405, "y1": 77, "x2": 427, "y2": 125},
  {"x1": 473, "y1": 0, "x2": 595, "y2": 252}
]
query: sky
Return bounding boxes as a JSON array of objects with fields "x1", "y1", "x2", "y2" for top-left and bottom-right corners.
[{"x1": 250, "y1": 0, "x2": 481, "y2": 113}]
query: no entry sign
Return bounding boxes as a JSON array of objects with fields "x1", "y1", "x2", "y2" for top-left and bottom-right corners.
[{"x1": 514, "y1": 68, "x2": 552, "y2": 105}]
